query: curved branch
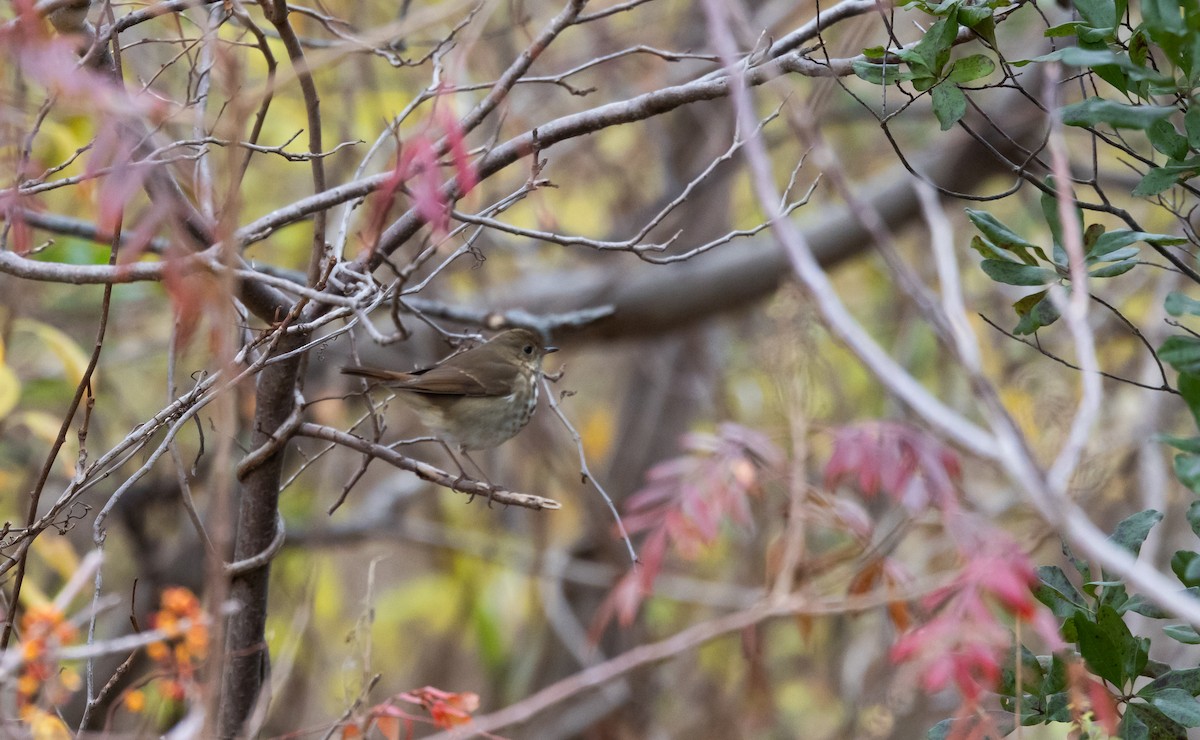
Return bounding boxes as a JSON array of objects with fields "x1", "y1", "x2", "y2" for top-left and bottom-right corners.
[{"x1": 420, "y1": 584, "x2": 949, "y2": 740}]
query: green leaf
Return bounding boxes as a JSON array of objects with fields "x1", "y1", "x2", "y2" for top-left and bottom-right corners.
[
  {"x1": 1035, "y1": 564, "x2": 1088, "y2": 617},
  {"x1": 1122, "y1": 702, "x2": 1188, "y2": 740},
  {"x1": 1083, "y1": 222, "x2": 1104, "y2": 253},
  {"x1": 1142, "y1": 0, "x2": 1188, "y2": 38},
  {"x1": 1186, "y1": 106, "x2": 1200, "y2": 150},
  {"x1": 1130, "y1": 27, "x2": 1151, "y2": 67},
  {"x1": 1149, "y1": 688, "x2": 1200, "y2": 727},
  {"x1": 851, "y1": 60, "x2": 914, "y2": 85},
  {"x1": 1144, "y1": 667, "x2": 1200, "y2": 696},
  {"x1": 1064, "y1": 540, "x2": 1091, "y2": 582},
  {"x1": 1043, "y1": 21, "x2": 1088, "y2": 38},
  {"x1": 1110, "y1": 608, "x2": 1150, "y2": 683},
  {"x1": 1092, "y1": 230, "x2": 1187, "y2": 258},
  {"x1": 1119, "y1": 705, "x2": 1151, "y2": 740},
  {"x1": 1097, "y1": 578, "x2": 1131, "y2": 610},
  {"x1": 926, "y1": 719, "x2": 952, "y2": 740},
  {"x1": 1089, "y1": 246, "x2": 1140, "y2": 263},
  {"x1": 910, "y1": 12, "x2": 960, "y2": 76},
  {"x1": 948, "y1": 54, "x2": 995, "y2": 83},
  {"x1": 1178, "y1": 373, "x2": 1200, "y2": 430},
  {"x1": 1088, "y1": 259, "x2": 1138, "y2": 278},
  {"x1": 1000, "y1": 644, "x2": 1046, "y2": 695},
  {"x1": 1166, "y1": 292, "x2": 1200, "y2": 317},
  {"x1": 1061, "y1": 97, "x2": 1177, "y2": 129},
  {"x1": 1158, "y1": 434, "x2": 1200, "y2": 453},
  {"x1": 1171, "y1": 550, "x2": 1200, "y2": 587},
  {"x1": 1161, "y1": 336, "x2": 1200, "y2": 374},
  {"x1": 965, "y1": 209, "x2": 1042, "y2": 264},
  {"x1": 1175, "y1": 453, "x2": 1200, "y2": 493},
  {"x1": 1073, "y1": 607, "x2": 1131, "y2": 686},
  {"x1": 1189, "y1": 500, "x2": 1200, "y2": 539},
  {"x1": 1109, "y1": 509, "x2": 1163, "y2": 556},
  {"x1": 1043, "y1": 691, "x2": 1073, "y2": 722},
  {"x1": 1073, "y1": 0, "x2": 1118, "y2": 29},
  {"x1": 1139, "y1": 8, "x2": 1186, "y2": 72},
  {"x1": 1020, "y1": 47, "x2": 1120, "y2": 67},
  {"x1": 1017, "y1": 47, "x2": 1170, "y2": 83},
  {"x1": 1164, "y1": 624, "x2": 1200, "y2": 644},
  {"x1": 980, "y1": 260, "x2": 1058, "y2": 286},
  {"x1": 1151, "y1": 120, "x2": 1192, "y2": 160},
  {"x1": 1134, "y1": 166, "x2": 1188, "y2": 196},
  {"x1": 931, "y1": 82, "x2": 967, "y2": 130},
  {"x1": 967, "y1": 235, "x2": 1010, "y2": 261},
  {"x1": 1013, "y1": 290, "x2": 1061, "y2": 334},
  {"x1": 1122, "y1": 594, "x2": 1170, "y2": 618},
  {"x1": 1044, "y1": 653, "x2": 1070, "y2": 694},
  {"x1": 959, "y1": 7, "x2": 995, "y2": 45},
  {"x1": 1012, "y1": 290, "x2": 1047, "y2": 317},
  {"x1": 910, "y1": 74, "x2": 938, "y2": 93}
]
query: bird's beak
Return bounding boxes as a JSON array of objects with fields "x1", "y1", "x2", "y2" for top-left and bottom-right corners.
[{"x1": 545, "y1": 345, "x2": 559, "y2": 354}]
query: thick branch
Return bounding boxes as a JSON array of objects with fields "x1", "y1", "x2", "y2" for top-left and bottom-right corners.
[
  {"x1": 500, "y1": 101, "x2": 1044, "y2": 341},
  {"x1": 218, "y1": 334, "x2": 304, "y2": 738}
]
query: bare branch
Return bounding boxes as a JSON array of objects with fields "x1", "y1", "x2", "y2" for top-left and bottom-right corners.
[{"x1": 294, "y1": 423, "x2": 562, "y2": 511}]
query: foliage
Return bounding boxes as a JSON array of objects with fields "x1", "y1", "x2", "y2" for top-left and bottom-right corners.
[
  {"x1": 5, "y1": 0, "x2": 1200, "y2": 736},
  {"x1": 977, "y1": 510, "x2": 1200, "y2": 740},
  {"x1": 911, "y1": 0, "x2": 1200, "y2": 734}
]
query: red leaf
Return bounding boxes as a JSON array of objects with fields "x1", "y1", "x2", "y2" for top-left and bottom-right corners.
[
  {"x1": 437, "y1": 103, "x2": 477, "y2": 196},
  {"x1": 1082, "y1": 672, "x2": 1120, "y2": 734},
  {"x1": 824, "y1": 422, "x2": 963, "y2": 513}
]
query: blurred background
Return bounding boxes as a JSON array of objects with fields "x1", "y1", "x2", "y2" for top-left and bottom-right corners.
[{"x1": 2, "y1": 0, "x2": 1195, "y2": 737}]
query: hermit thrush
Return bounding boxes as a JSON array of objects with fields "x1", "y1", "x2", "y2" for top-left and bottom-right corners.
[{"x1": 340, "y1": 328, "x2": 557, "y2": 450}]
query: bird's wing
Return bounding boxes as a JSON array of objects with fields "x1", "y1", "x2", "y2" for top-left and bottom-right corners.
[{"x1": 399, "y1": 358, "x2": 512, "y2": 396}]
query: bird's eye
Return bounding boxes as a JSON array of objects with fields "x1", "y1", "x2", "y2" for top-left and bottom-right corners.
[{"x1": 523, "y1": 345, "x2": 534, "y2": 355}]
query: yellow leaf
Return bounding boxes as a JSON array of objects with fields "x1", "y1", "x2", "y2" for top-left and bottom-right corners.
[
  {"x1": 580, "y1": 406, "x2": 615, "y2": 461},
  {"x1": 13, "y1": 319, "x2": 91, "y2": 387},
  {"x1": 32, "y1": 535, "x2": 81, "y2": 582},
  {"x1": 9, "y1": 411, "x2": 79, "y2": 477},
  {"x1": 8, "y1": 411, "x2": 64, "y2": 444},
  {"x1": 999, "y1": 387, "x2": 1041, "y2": 447},
  {"x1": 0, "y1": 361, "x2": 20, "y2": 421},
  {"x1": 26, "y1": 709, "x2": 71, "y2": 740},
  {"x1": 31, "y1": 118, "x2": 93, "y2": 176},
  {"x1": 16, "y1": 580, "x2": 51, "y2": 610},
  {"x1": 60, "y1": 667, "x2": 82, "y2": 692}
]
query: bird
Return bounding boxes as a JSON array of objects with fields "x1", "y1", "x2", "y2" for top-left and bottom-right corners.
[{"x1": 340, "y1": 328, "x2": 557, "y2": 451}]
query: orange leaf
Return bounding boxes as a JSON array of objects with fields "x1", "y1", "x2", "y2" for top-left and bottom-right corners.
[
  {"x1": 886, "y1": 600, "x2": 911, "y2": 631},
  {"x1": 792, "y1": 613, "x2": 813, "y2": 642},
  {"x1": 847, "y1": 557, "x2": 884, "y2": 596},
  {"x1": 375, "y1": 716, "x2": 402, "y2": 740}
]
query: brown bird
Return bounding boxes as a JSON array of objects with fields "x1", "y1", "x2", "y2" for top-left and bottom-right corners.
[{"x1": 341, "y1": 328, "x2": 557, "y2": 451}]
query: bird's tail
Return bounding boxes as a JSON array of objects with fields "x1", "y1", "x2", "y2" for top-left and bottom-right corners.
[{"x1": 340, "y1": 365, "x2": 403, "y2": 382}]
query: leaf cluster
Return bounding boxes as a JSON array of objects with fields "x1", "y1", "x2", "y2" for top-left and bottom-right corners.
[
  {"x1": 967, "y1": 178, "x2": 1182, "y2": 334},
  {"x1": 852, "y1": 0, "x2": 1001, "y2": 129},
  {"x1": 979, "y1": 511, "x2": 1200, "y2": 739},
  {"x1": 1017, "y1": 0, "x2": 1200, "y2": 194}
]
